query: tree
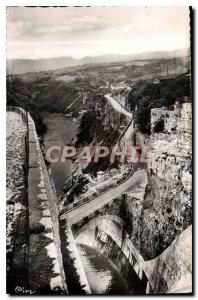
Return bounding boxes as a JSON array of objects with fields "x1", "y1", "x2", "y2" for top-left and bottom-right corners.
[{"x1": 136, "y1": 96, "x2": 152, "y2": 134}]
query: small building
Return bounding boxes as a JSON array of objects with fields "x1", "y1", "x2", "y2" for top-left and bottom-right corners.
[{"x1": 97, "y1": 171, "x2": 105, "y2": 184}]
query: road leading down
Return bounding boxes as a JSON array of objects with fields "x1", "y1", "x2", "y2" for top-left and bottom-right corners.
[
  {"x1": 63, "y1": 169, "x2": 148, "y2": 226},
  {"x1": 104, "y1": 94, "x2": 133, "y2": 120}
]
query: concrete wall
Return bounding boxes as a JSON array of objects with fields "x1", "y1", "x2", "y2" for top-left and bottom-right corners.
[
  {"x1": 7, "y1": 106, "x2": 28, "y2": 124},
  {"x1": 28, "y1": 113, "x2": 91, "y2": 294},
  {"x1": 74, "y1": 199, "x2": 192, "y2": 294},
  {"x1": 76, "y1": 215, "x2": 148, "y2": 294},
  {"x1": 59, "y1": 217, "x2": 91, "y2": 294},
  {"x1": 6, "y1": 107, "x2": 29, "y2": 294},
  {"x1": 151, "y1": 103, "x2": 192, "y2": 134},
  {"x1": 28, "y1": 114, "x2": 68, "y2": 294},
  {"x1": 96, "y1": 226, "x2": 147, "y2": 293},
  {"x1": 7, "y1": 107, "x2": 91, "y2": 294}
]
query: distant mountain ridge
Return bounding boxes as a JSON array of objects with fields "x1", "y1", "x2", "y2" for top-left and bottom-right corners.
[{"x1": 7, "y1": 49, "x2": 189, "y2": 75}]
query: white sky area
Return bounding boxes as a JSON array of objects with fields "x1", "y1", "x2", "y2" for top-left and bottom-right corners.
[{"x1": 7, "y1": 6, "x2": 190, "y2": 60}]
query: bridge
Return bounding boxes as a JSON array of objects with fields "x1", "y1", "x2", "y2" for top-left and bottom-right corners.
[{"x1": 61, "y1": 169, "x2": 148, "y2": 226}]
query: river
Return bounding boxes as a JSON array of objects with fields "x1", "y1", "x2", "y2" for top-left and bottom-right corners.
[
  {"x1": 43, "y1": 112, "x2": 78, "y2": 197},
  {"x1": 77, "y1": 244, "x2": 130, "y2": 294},
  {"x1": 43, "y1": 112, "x2": 131, "y2": 294}
]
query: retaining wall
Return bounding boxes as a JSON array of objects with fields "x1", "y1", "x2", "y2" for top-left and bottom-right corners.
[
  {"x1": 28, "y1": 113, "x2": 91, "y2": 294},
  {"x1": 27, "y1": 113, "x2": 68, "y2": 294},
  {"x1": 7, "y1": 107, "x2": 91, "y2": 294}
]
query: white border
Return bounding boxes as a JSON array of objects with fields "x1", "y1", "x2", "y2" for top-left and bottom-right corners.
[
  {"x1": 0, "y1": 0, "x2": 197, "y2": 299},
  {"x1": 3, "y1": 0, "x2": 196, "y2": 6}
]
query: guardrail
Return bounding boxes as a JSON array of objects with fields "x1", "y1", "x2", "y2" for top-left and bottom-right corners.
[{"x1": 61, "y1": 165, "x2": 140, "y2": 216}]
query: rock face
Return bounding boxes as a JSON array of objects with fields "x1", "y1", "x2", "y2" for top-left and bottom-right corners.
[
  {"x1": 144, "y1": 225, "x2": 192, "y2": 293},
  {"x1": 132, "y1": 102, "x2": 192, "y2": 260},
  {"x1": 110, "y1": 85, "x2": 132, "y2": 109},
  {"x1": 103, "y1": 99, "x2": 128, "y2": 132},
  {"x1": 151, "y1": 102, "x2": 191, "y2": 135}
]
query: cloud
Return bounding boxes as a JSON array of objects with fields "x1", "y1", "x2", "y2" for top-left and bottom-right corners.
[{"x1": 6, "y1": 6, "x2": 190, "y2": 59}]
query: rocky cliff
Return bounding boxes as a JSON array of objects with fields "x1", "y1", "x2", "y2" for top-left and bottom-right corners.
[{"x1": 129, "y1": 102, "x2": 192, "y2": 260}]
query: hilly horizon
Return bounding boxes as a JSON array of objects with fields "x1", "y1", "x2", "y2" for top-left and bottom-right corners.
[{"x1": 7, "y1": 48, "x2": 189, "y2": 75}]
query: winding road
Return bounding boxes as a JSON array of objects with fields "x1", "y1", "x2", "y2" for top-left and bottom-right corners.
[
  {"x1": 105, "y1": 93, "x2": 134, "y2": 144},
  {"x1": 104, "y1": 94, "x2": 133, "y2": 120},
  {"x1": 62, "y1": 169, "x2": 148, "y2": 225},
  {"x1": 61, "y1": 94, "x2": 147, "y2": 226}
]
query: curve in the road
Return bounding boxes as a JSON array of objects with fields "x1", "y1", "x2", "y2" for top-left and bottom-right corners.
[
  {"x1": 104, "y1": 94, "x2": 133, "y2": 120},
  {"x1": 62, "y1": 169, "x2": 148, "y2": 226}
]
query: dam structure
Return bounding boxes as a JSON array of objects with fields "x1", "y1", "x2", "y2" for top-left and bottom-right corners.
[{"x1": 6, "y1": 104, "x2": 192, "y2": 294}]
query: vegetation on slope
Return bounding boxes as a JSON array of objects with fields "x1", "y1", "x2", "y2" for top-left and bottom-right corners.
[
  {"x1": 127, "y1": 76, "x2": 191, "y2": 134},
  {"x1": 6, "y1": 76, "x2": 78, "y2": 135}
]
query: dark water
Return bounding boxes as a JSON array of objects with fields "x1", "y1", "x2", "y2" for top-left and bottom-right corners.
[
  {"x1": 78, "y1": 244, "x2": 130, "y2": 294},
  {"x1": 43, "y1": 113, "x2": 78, "y2": 196}
]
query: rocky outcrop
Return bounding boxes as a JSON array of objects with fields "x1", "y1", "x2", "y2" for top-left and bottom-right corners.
[
  {"x1": 144, "y1": 225, "x2": 192, "y2": 293},
  {"x1": 131, "y1": 102, "x2": 192, "y2": 260}
]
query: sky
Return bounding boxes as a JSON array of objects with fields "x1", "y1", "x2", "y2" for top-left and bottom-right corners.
[{"x1": 7, "y1": 6, "x2": 190, "y2": 60}]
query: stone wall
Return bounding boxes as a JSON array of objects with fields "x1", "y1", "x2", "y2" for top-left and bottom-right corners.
[
  {"x1": 28, "y1": 114, "x2": 68, "y2": 294},
  {"x1": 94, "y1": 223, "x2": 148, "y2": 294},
  {"x1": 151, "y1": 102, "x2": 192, "y2": 134},
  {"x1": 28, "y1": 113, "x2": 91, "y2": 294},
  {"x1": 75, "y1": 204, "x2": 192, "y2": 294},
  {"x1": 59, "y1": 218, "x2": 91, "y2": 294},
  {"x1": 7, "y1": 107, "x2": 91, "y2": 294},
  {"x1": 71, "y1": 195, "x2": 123, "y2": 236},
  {"x1": 6, "y1": 107, "x2": 29, "y2": 294},
  {"x1": 132, "y1": 103, "x2": 192, "y2": 261}
]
